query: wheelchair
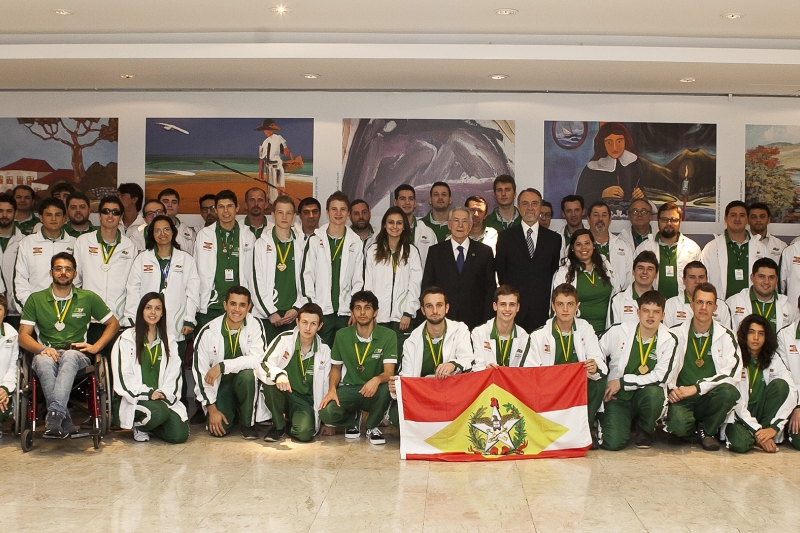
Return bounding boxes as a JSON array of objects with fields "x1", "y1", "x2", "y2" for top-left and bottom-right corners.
[{"x1": 15, "y1": 350, "x2": 112, "y2": 452}]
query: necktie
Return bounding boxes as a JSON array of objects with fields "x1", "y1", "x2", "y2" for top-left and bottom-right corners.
[
  {"x1": 526, "y1": 228, "x2": 535, "y2": 258},
  {"x1": 456, "y1": 245, "x2": 465, "y2": 273}
]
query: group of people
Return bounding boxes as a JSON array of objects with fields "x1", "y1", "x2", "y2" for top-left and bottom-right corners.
[{"x1": 2, "y1": 174, "x2": 800, "y2": 455}]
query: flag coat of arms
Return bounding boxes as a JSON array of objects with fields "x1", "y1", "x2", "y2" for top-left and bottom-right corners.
[{"x1": 397, "y1": 365, "x2": 590, "y2": 461}]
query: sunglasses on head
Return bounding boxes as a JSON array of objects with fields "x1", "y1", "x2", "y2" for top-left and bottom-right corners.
[{"x1": 100, "y1": 208, "x2": 122, "y2": 216}]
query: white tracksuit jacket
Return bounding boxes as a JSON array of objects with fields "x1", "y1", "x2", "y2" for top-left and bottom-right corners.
[
  {"x1": 700, "y1": 233, "x2": 767, "y2": 299},
  {"x1": 1, "y1": 228, "x2": 25, "y2": 317},
  {"x1": 194, "y1": 222, "x2": 256, "y2": 315},
  {"x1": 13, "y1": 229, "x2": 75, "y2": 309},
  {"x1": 111, "y1": 328, "x2": 187, "y2": 429},
  {"x1": 776, "y1": 320, "x2": 800, "y2": 408},
  {"x1": 634, "y1": 233, "x2": 702, "y2": 295},
  {"x1": 609, "y1": 286, "x2": 647, "y2": 326},
  {"x1": 399, "y1": 319, "x2": 475, "y2": 378},
  {"x1": 726, "y1": 288, "x2": 797, "y2": 334},
  {"x1": 0, "y1": 324, "x2": 19, "y2": 394},
  {"x1": 411, "y1": 219, "x2": 437, "y2": 268},
  {"x1": 596, "y1": 232, "x2": 633, "y2": 289},
  {"x1": 779, "y1": 241, "x2": 800, "y2": 314},
  {"x1": 527, "y1": 318, "x2": 606, "y2": 380},
  {"x1": 251, "y1": 228, "x2": 306, "y2": 319},
  {"x1": 74, "y1": 231, "x2": 136, "y2": 324},
  {"x1": 193, "y1": 313, "x2": 269, "y2": 423},
  {"x1": 601, "y1": 321, "x2": 678, "y2": 394},
  {"x1": 617, "y1": 225, "x2": 655, "y2": 255},
  {"x1": 301, "y1": 225, "x2": 364, "y2": 317},
  {"x1": 255, "y1": 328, "x2": 331, "y2": 432},
  {"x1": 757, "y1": 232, "x2": 786, "y2": 264},
  {"x1": 667, "y1": 320, "x2": 742, "y2": 395},
  {"x1": 363, "y1": 243, "x2": 423, "y2": 324},
  {"x1": 124, "y1": 248, "x2": 200, "y2": 342},
  {"x1": 663, "y1": 294, "x2": 732, "y2": 329},
  {"x1": 471, "y1": 318, "x2": 531, "y2": 370}
]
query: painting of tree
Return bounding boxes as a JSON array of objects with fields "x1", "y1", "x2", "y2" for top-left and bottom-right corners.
[{"x1": 745, "y1": 145, "x2": 796, "y2": 222}]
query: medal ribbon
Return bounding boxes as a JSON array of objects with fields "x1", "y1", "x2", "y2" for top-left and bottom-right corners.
[
  {"x1": 53, "y1": 296, "x2": 73, "y2": 324},
  {"x1": 353, "y1": 340, "x2": 372, "y2": 368},
  {"x1": 748, "y1": 364, "x2": 760, "y2": 395},
  {"x1": 691, "y1": 333, "x2": 710, "y2": 364},
  {"x1": 637, "y1": 326, "x2": 656, "y2": 368},
  {"x1": 425, "y1": 330, "x2": 444, "y2": 367},
  {"x1": 495, "y1": 320, "x2": 516, "y2": 366},
  {"x1": 100, "y1": 236, "x2": 117, "y2": 266},
  {"x1": 330, "y1": 236, "x2": 345, "y2": 263},
  {"x1": 144, "y1": 341, "x2": 160, "y2": 367},
  {"x1": 583, "y1": 269, "x2": 596, "y2": 286},
  {"x1": 224, "y1": 320, "x2": 241, "y2": 358},
  {"x1": 754, "y1": 299, "x2": 775, "y2": 321},
  {"x1": 276, "y1": 240, "x2": 292, "y2": 267},
  {"x1": 158, "y1": 254, "x2": 172, "y2": 290},
  {"x1": 555, "y1": 323, "x2": 573, "y2": 363}
]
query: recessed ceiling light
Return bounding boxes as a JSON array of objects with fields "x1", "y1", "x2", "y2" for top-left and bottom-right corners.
[
  {"x1": 53, "y1": 9, "x2": 74, "y2": 15},
  {"x1": 490, "y1": 74, "x2": 509, "y2": 80},
  {"x1": 721, "y1": 12, "x2": 744, "y2": 19},
  {"x1": 303, "y1": 74, "x2": 320, "y2": 79},
  {"x1": 495, "y1": 8, "x2": 518, "y2": 15},
  {"x1": 679, "y1": 77, "x2": 696, "y2": 83},
  {"x1": 120, "y1": 74, "x2": 135, "y2": 79},
  {"x1": 271, "y1": 6, "x2": 291, "y2": 14}
]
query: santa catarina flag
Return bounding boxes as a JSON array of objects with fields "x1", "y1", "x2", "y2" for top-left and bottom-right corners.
[{"x1": 397, "y1": 364, "x2": 590, "y2": 461}]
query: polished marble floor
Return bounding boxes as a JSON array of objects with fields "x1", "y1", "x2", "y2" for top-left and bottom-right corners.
[{"x1": 2, "y1": 422, "x2": 798, "y2": 533}]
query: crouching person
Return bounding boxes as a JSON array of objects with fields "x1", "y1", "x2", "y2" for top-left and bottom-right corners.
[
  {"x1": 258, "y1": 303, "x2": 331, "y2": 443},
  {"x1": 598, "y1": 290, "x2": 678, "y2": 450},
  {"x1": 112, "y1": 292, "x2": 188, "y2": 443},
  {"x1": 725, "y1": 314, "x2": 797, "y2": 453},
  {"x1": 528, "y1": 283, "x2": 607, "y2": 448}
]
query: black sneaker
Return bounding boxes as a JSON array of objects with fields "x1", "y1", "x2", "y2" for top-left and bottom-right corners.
[
  {"x1": 697, "y1": 427, "x2": 720, "y2": 451},
  {"x1": 44, "y1": 411, "x2": 66, "y2": 439},
  {"x1": 241, "y1": 425, "x2": 259, "y2": 440},
  {"x1": 62, "y1": 417, "x2": 79, "y2": 436},
  {"x1": 264, "y1": 426, "x2": 286, "y2": 442},
  {"x1": 366, "y1": 427, "x2": 385, "y2": 445},
  {"x1": 589, "y1": 427, "x2": 600, "y2": 450},
  {"x1": 345, "y1": 411, "x2": 363, "y2": 439},
  {"x1": 634, "y1": 427, "x2": 653, "y2": 449}
]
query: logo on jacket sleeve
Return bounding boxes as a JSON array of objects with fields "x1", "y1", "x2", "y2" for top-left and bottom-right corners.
[
  {"x1": 203, "y1": 242, "x2": 213, "y2": 250},
  {"x1": 143, "y1": 264, "x2": 153, "y2": 272},
  {"x1": 623, "y1": 305, "x2": 634, "y2": 314},
  {"x1": 543, "y1": 344, "x2": 550, "y2": 353},
  {"x1": 88, "y1": 246, "x2": 98, "y2": 255},
  {"x1": 32, "y1": 247, "x2": 42, "y2": 255},
  {"x1": 676, "y1": 311, "x2": 687, "y2": 319},
  {"x1": 790, "y1": 344, "x2": 798, "y2": 354},
  {"x1": 794, "y1": 256, "x2": 800, "y2": 265},
  {"x1": 735, "y1": 307, "x2": 745, "y2": 315},
  {"x1": 483, "y1": 341, "x2": 492, "y2": 351}
]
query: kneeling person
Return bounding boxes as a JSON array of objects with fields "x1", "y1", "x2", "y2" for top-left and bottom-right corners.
[
  {"x1": 194, "y1": 286, "x2": 267, "y2": 439},
  {"x1": 528, "y1": 283, "x2": 607, "y2": 447},
  {"x1": 318, "y1": 291, "x2": 397, "y2": 444},
  {"x1": 258, "y1": 303, "x2": 331, "y2": 442},
  {"x1": 599, "y1": 290, "x2": 678, "y2": 450}
]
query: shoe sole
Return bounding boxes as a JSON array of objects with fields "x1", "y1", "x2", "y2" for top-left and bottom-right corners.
[
  {"x1": 344, "y1": 433, "x2": 361, "y2": 439},
  {"x1": 242, "y1": 435, "x2": 258, "y2": 440},
  {"x1": 635, "y1": 444, "x2": 652, "y2": 449},
  {"x1": 264, "y1": 433, "x2": 283, "y2": 442},
  {"x1": 369, "y1": 439, "x2": 386, "y2": 445}
]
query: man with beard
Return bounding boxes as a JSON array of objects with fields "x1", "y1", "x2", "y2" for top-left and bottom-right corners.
[
  {"x1": 18, "y1": 252, "x2": 119, "y2": 438},
  {"x1": 199, "y1": 194, "x2": 218, "y2": 227},
  {"x1": 748, "y1": 203, "x2": 785, "y2": 263},
  {"x1": 0, "y1": 194, "x2": 24, "y2": 329},
  {"x1": 297, "y1": 197, "x2": 321, "y2": 248},
  {"x1": 559, "y1": 194, "x2": 586, "y2": 257},
  {"x1": 393, "y1": 185, "x2": 436, "y2": 268},
  {"x1": 158, "y1": 188, "x2": 196, "y2": 255},
  {"x1": 13, "y1": 185, "x2": 38, "y2": 235},
  {"x1": 420, "y1": 181, "x2": 452, "y2": 243},
  {"x1": 634, "y1": 202, "x2": 701, "y2": 300},
  {"x1": 243, "y1": 187, "x2": 270, "y2": 239},
  {"x1": 63, "y1": 192, "x2": 95, "y2": 238},
  {"x1": 588, "y1": 201, "x2": 633, "y2": 289},
  {"x1": 349, "y1": 199, "x2": 374, "y2": 249}
]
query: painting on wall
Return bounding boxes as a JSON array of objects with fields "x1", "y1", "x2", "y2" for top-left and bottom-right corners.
[
  {"x1": 543, "y1": 121, "x2": 717, "y2": 221},
  {"x1": 146, "y1": 118, "x2": 314, "y2": 213},
  {"x1": 342, "y1": 119, "x2": 515, "y2": 217},
  {"x1": 745, "y1": 125, "x2": 800, "y2": 223},
  {"x1": 0, "y1": 118, "x2": 118, "y2": 207}
]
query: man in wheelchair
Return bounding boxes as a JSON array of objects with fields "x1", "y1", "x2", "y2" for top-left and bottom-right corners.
[{"x1": 18, "y1": 252, "x2": 119, "y2": 439}]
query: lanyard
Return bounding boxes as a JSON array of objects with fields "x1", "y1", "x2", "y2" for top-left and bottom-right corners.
[
  {"x1": 583, "y1": 269, "x2": 596, "y2": 286},
  {"x1": 754, "y1": 299, "x2": 775, "y2": 320},
  {"x1": 660, "y1": 243, "x2": 677, "y2": 265},
  {"x1": 330, "y1": 236, "x2": 345, "y2": 263},
  {"x1": 224, "y1": 320, "x2": 241, "y2": 358},
  {"x1": 53, "y1": 296, "x2": 73, "y2": 324},
  {"x1": 276, "y1": 240, "x2": 292, "y2": 266},
  {"x1": 158, "y1": 254, "x2": 172, "y2": 290},
  {"x1": 691, "y1": 334, "x2": 710, "y2": 362},
  {"x1": 748, "y1": 364, "x2": 760, "y2": 395},
  {"x1": 297, "y1": 346, "x2": 313, "y2": 383},
  {"x1": 728, "y1": 239, "x2": 747, "y2": 266},
  {"x1": 425, "y1": 329, "x2": 444, "y2": 367},
  {"x1": 354, "y1": 340, "x2": 372, "y2": 368},
  {"x1": 637, "y1": 326, "x2": 656, "y2": 368},
  {"x1": 144, "y1": 341, "x2": 160, "y2": 367},
  {"x1": 555, "y1": 323, "x2": 573, "y2": 363},
  {"x1": 494, "y1": 321, "x2": 516, "y2": 366}
]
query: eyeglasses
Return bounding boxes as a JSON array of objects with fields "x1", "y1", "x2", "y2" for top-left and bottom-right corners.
[
  {"x1": 659, "y1": 217, "x2": 680, "y2": 224},
  {"x1": 153, "y1": 228, "x2": 172, "y2": 235},
  {"x1": 100, "y1": 208, "x2": 122, "y2": 216},
  {"x1": 200, "y1": 206, "x2": 217, "y2": 213},
  {"x1": 630, "y1": 209, "x2": 651, "y2": 216},
  {"x1": 539, "y1": 212, "x2": 553, "y2": 219},
  {"x1": 52, "y1": 266, "x2": 74, "y2": 273},
  {"x1": 144, "y1": 209, "x2": 165, "y2": 218}
]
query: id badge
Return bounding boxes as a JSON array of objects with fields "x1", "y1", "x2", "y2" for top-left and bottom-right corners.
[
  {"x1": 665, "y1": 265, "x2": 675, "y2": 277},
  {"x1": 225, "y1": 268, "x2": 234, "y2": 282},
  {"x1": 734, "y1": 268, "x2": 744, "y2": 281}
]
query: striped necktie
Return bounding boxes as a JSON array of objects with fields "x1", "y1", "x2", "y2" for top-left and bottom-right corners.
[{"x1": 526, "y1": 228, "x2": 535, "y2": 258}]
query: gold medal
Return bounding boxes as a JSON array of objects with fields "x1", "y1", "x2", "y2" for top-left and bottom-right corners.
[
  {"x1": 638, "y1": 364, "x2": 649, "y2": 375},
  {"x1": 696, "y1": 359, "x2": 704, "y2": 368},
  {"x1": 357, "y1": 365, "x2": 365, "y2": 373},
  {"x1": 276, "y1": 263, "x2": 287, "y2": 272}
]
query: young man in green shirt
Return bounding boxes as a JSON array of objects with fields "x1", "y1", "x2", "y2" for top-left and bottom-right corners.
[
  {"x1": 484, "y1": 174, "x2": 520, "y2": 233},
  {"x1": 13, "y1": 185, "x2": 38, "y2": 235},
  {"x1": 19, "y1": 252, "x2": 120, "y2": 439},
  {"x1": 419, "y1": 181, "x2": 452, "y2": 243},
  {"x1": 318, "y1": 290, "x2": 397, "y2": 445}
]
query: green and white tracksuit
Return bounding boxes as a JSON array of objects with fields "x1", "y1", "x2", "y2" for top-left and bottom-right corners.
[
  {"x1": 194, "y1": 222, "x2": 256, "y2": 316},
  {"x1": 598, "y1": 322, "x2": 678, "y2": 450},
  {"x1": 528, "y1": 317, "x2": 607, "y2": 428},
  {"x1": 0, "y1": 227, "x2": 25, "y2": 320},
  {"x1": 664, "y1": 320, "x2": 742, "y2": 438},
  {"x1": 776, "y1": 320, "x2": 800, "y2": 450},
  {"x1": 663, "y1": 293, "x2": 732, "y2": 329},
  {"x1": 471, "y1": 318, "x2": 530, "y2": 370},
  {"x1": 634, "y1": 233, "x2": 701, "y2": 298},
  {"x1": 0, "y1": 324, "x2": 19, "y2": 424},
  {"x1": 112, "y1": 328, "x2": 188, "y2": 443},
  {"x1": 13, "y1": 228, "x2": 74, "y2": 309},
  {"x1": 726, "y1": 287, "x2": 797, "y2": 334},
  {"x1": 193, "y1": 313, "x2": 269, "y2": 432},
  {"x1": 419, "y1": 212, "x2": 450, "y2": 243},
  {"x1": 256, "y1": 329, "x2": 331, "y2": 441},
  {"x1": 724, "y1": 354, "x2": 796, "y2": 452},
  {"x1": 779, "y1": 241, "x2": 800, "y2": 314},
  {"x1": 595, "y1": 232, "x2": 633, "y2": 289},
  {"x1": 410, "y1": 218, "x2": 437, "y2": 268},
  {"x1": 758, "y1": 232, "x2": 786, "y2": 264},
  {"x1": 700, "y1": 232, "x2": 767, "y2": 299},
  {"x1": 609, "y1": 286, "x2": 647, "y2": 326}
]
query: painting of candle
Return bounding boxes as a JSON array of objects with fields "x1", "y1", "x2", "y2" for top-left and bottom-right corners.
[
  {"x1": 543, "y1": 121, "x2": 717, "y2": 221},
  {"x1": 745, "y1": 125, "x2": 800, "y2": 223}
]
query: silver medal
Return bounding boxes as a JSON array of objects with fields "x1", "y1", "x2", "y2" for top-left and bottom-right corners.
[
  {"x1": 54, "y1": 321, "x2": 65, "y2": 331},
  {"x1": 101, "y1": 264, "x2": 110, "y2": 272}
]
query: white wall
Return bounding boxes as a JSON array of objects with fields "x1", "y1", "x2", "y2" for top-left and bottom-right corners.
[{"x1": 2, "y1": 90, "x2": 800, "y2": 237}]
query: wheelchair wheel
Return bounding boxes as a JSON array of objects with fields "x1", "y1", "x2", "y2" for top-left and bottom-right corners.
[
  {"x1": 21, "y1": 428, "x2": 33, "y2": 452},
  {"x1": 95, "y1": 356, "x2": 112, "y2": 436},
  {"x1": 11, "y1": 359, "x2": 23, "y2": 436}
]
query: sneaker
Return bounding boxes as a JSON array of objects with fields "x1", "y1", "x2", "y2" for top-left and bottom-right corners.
[
  {"x1": 264, "y1": 426, "x2": 286, "y2": 442},
  {"x1": 62, "y1": 418, "x2": 78, "y2": 436},
  {"x1": 133, "y1": 427, "x2": 150, "y2": 442},
  {"x1": 366, "y1": 427, "x2": 385, "y2": 445},
  {"x1": 241, "y1": 425, "x2": 259, "y2": 440},
  {"x1": 590, "y1": 428, "x2": 600, "y2": 450},
  {"x1": 345, "y1": 411, "x2": 363, "y2": 439},
  {"x1": 697, "y1": 427, "x2": 720, "y2": 451},
  {"x1": 44, "y1": 411, "x2": 66, "y2": 439},
  {"x1": 634, "y1": 427, "x2": 653, "y2": 449}
]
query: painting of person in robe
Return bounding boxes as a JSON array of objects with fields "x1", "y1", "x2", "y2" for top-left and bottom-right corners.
[
  {"x1": 341, "y1": 119, "x2": 514, "y2": 218},
  {"x1": 544, "y1": 121, "x2": 717, "y2": 221},
  {"x1": 145, "y1": 118, "x2": 314, "y2": 213}
]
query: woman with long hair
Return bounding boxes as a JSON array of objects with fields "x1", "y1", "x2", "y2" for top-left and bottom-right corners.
[
  {"x1": 112, "y1": 292, "x2": 188, "y2": 443},
  {"x1": 552, "y1": 228, "x2": 618, "y2": 334},
  {"x1": 364, "y1": 206, "x2": 422, "y2": 353}
]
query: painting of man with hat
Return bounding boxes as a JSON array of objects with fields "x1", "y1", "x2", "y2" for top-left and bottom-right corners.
[{"x1": 257, "y1": 118, "x2": 293, "y2": 203}]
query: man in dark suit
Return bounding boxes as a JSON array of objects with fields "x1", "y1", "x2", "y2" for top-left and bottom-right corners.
[
  {"x1": 495, "y1": 188, "x2": 561, "y2": 332},
  {"x1": 422, "y1": 206, "x2": 496, "y2": 330}
]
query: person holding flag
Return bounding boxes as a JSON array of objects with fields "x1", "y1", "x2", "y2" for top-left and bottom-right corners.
[
  {"x1": 726, "y1": 258, "x2": 796, "y2": 333},
  {"x1": 472, "y1": 285, "x2": 530, "y2": 370}
]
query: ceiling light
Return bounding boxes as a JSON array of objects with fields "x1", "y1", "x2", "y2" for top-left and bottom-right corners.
[
  {"x1": 721, "y1": 12, "x2": 744, "y2": 19},
  {"x1": 490, "y1": 74, "x2": 508, "y2": 80},
  {"x1": 271, "y1": 6, "x2": 291, "y2": 14},
  {"x1": 120, "y1": 74, "x2": 135, "y2": 79},
  {"x1": 53, "y1": 9, "x2": 74, "y2": 15},
  {"x1": 303, "y1": 74, "x2": 320, "y2": 79},
  {"x1": 495, "y1": 8, "x2": 518, "y2": 15},
  {"x1": 679, "y1": 77, "x2": 696, "y2": 83}
]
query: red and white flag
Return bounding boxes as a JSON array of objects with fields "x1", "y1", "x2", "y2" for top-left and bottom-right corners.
[{"x1": 397, "y1": 364, "x2": 591, "y2": 461}]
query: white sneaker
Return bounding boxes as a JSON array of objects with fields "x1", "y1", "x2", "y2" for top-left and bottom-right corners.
[
  {"x1": 133, "y1": 427, "x2": 150, "y2": 442},
  {"x1": 366, "y1": 427, "x2": 385, "y2": 445}
]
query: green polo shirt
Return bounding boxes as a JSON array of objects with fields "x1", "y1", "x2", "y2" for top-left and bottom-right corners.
[
  {"x1": 210, "y1": 223, "x2": 240, "y2": 312},
  {"x1": 64, "y1": 222, "x2": 95, "y2": 238},
  {"x1": 21, "y1": 287, "x2": 111, "y2": 348},
  {"x1": 678, "y1": 327, "x2": 716, "y2": 388},
  {"x1": 331, "y1": 324, "x2": 398, "y2": 386},
  {"x1": 576, "y1": 269, "x2": 613, "y2": 334},
  {"x1": 631, "y1": 228, "x2": 652, "y2": 249},
  {"x1": 746, "y1": 359, "x2": 766, "y2": 406},
  {"x1": 420, "y1": 212, "x2": 451, "y2": 243},
  {"x1": 245, "y1": 217, "x2": 267, "y2": 239},
  {"x1": 328, "y1": 234, "x2": 344, "y2": 314},
  {"x1": 141, "y1": 337, "x2": 163, "y2": 390},
  {"x1": 656, "y1": 233, "x2": 679, "y2": 299},
  {"x1": 286, "y1": 336, "x2": 315, "y2": 395},
  {"x1": 484, "y1": 207, "x2": 520, "y2": 232},
  {"x1": 725, "y1": 230, "x2": 750, "y2": 299}
]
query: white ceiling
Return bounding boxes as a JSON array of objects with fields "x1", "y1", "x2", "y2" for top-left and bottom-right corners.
[{"x1": 2, "y1": 0, "x2": 800, "y2": 94}]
